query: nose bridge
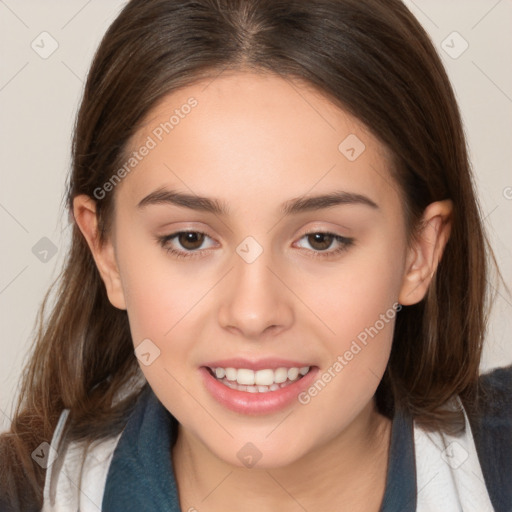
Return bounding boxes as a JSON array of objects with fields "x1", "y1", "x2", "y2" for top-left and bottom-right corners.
[{"x1": 218, "y1": 238, "x2": 293, "y2": 337}]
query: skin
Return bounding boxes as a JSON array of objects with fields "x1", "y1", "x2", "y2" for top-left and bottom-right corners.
[{"x1": 74, "y1": 71, "x2": 452, "y2": 511}]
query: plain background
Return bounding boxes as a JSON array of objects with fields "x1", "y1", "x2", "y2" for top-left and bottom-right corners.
[{"x1": 1, "y1": 0, "x2": 511, "y2": 432}]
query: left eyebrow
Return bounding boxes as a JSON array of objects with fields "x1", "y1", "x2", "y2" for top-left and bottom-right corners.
[
  {"x1": 280, "y1": 191, "x2": 379, "y2": 215},
  {"x1": 136, "y1": 188, "x2": 379, "y2": 215}
]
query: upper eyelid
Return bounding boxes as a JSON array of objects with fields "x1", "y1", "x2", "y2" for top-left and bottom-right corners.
[
  {"x1": 160, "y1": 220, "x2": 352, "y2": 237},
  {"x1": 161, "y1": 230, "x2": 217, "y2": 246},
  {"x1": 292, "y1": 232, "x2": 353, "y2": 251}
]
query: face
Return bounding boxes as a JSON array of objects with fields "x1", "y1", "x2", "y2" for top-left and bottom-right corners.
[{"x1": 83, "y1": 71, "x2": 421, "y2": 468}]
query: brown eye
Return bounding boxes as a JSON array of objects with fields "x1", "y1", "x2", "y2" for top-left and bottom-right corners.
[
  {"x1": 177, "y1": 231, "x2": 205, "y2": 250},
  {"x1": 157, "y1": 230, "x2": 216, "y2": 259},
  {"x1": 295, "y1": 231, "x2": 354, "y2": 259},
  {"x1": 307, "y1": 233, "x2": 335, "y2": 251}
]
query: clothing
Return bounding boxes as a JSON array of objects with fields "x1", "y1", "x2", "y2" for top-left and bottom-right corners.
[{"x1": 42, "y1": 365, "x2": 512, "y2": 512}]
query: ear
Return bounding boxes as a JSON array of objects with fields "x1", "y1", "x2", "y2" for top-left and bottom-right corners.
[
  {"x1": 398, "y1": 200, "x2": 453, "y2": 306},
  {"x1": 73, "y1": 194, "x2": 127, "y2": 310}
]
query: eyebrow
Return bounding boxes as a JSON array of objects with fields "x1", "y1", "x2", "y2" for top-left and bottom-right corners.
[{"x1": 137, "y1": 187, "x2": 379, "y2": 215}]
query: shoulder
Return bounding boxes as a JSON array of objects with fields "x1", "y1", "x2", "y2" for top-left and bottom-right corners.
[
  {"x1": 469, "y1": 364, "x2": 512, "y2": 445},
  {"x1": 412, "y1": 365, "x2": 512, "y2": 512},
  {"x1": 42, "y1": 376, "x2": 148, "y2": 511},
  {"x1": 465, "y1": 364, "x2": 512, "y2": 512},
  {"x1": 42, "y1": 409, "x2": 122, "y2": 512},
  {"x1": 476, "y1": 364, "x2": 512, "y2": 415}
]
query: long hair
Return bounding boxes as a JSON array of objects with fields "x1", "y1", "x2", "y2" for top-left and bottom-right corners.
[{"x1": 0, "y1": 0, "x2": 498, "y2": 509}]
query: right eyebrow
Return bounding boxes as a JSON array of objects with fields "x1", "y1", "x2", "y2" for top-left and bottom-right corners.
[{"x1": 137, "y1": 188, "x2": 231, "y2": 216}]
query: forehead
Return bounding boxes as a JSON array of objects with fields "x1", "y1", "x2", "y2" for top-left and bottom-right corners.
[{"x1": 118, "y1": 71, "x2": 399, "y2": 214}]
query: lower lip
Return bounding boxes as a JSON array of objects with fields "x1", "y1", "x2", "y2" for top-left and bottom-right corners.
[{"x1": 199, "y1": 366, "x2": 319, "y2": 415}]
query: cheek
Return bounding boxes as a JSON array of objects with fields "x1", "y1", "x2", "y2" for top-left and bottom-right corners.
[
  {"x1": 116, "y1": 228, "x2": 204, "y2": 334},
  {"x1": 117, "y1": 247, "x2": 206, "y2": 400},
  {"x1": 113, "y1": 239, "x2": 204, "y2": 385},
  {"x1": 299, "y1": 237, "x2": 404, "y2": 343},
  {"x1": 296, "y1": 236, "x2": 404, "y2": 402},
  {"x1": 295, "y1": 275, "x2": 399, "y2": 440}
]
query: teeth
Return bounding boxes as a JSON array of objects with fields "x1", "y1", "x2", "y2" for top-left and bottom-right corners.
[
  {"x1": 274, "y1": 367, "x2": 288, "y2": 383},
  {"x1": 288, "y1": 368, "x2": 299, "y2": 380},
  {"x1": 210, "y1": 365, "x2": 311, "y2": 390},
  {"x1": 255, "y1": 369, "x2": 275, "y2": 386},
  {"x1": 225, "y1": 367, "x2": 237, "y2": 381},
  {"x1": 237, "y1": 368, "x2": 255, "y2": 385}
]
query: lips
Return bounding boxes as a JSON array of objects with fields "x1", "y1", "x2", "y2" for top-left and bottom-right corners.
[
  {"x1": 201, "y1": 357, "x2": 313, "y2": 371},
  {"x1": 199, "y1": 360, "x2": 319, "y2": 415}
]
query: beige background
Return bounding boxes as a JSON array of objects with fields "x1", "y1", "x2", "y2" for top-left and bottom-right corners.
[{"x1": 1, "y1": 0, "x2": 511, "y2": 432}]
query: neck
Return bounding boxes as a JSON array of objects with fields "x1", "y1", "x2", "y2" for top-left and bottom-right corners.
[{"x1": 172, "y1": 399, "x2": 392, "y2": 512}]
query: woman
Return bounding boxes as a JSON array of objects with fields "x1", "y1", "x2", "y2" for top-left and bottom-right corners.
[{"x1": 1, "y1": 1, "x2": 510, "y2": 511}]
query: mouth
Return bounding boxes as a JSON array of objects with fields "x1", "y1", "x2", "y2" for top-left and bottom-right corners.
[
  {"x1": 205, "y1": 365, "x2": 312, "y2": 393},
  {"x1": 199, "y1": 361, "x2": 319, "y2": 415}
]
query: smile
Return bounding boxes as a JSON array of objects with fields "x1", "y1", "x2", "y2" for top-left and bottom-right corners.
[
  {"x1": 207, "y1": 366, "x2": 311, "y2": 393},
  {"x1": 200, "y1": 362, "x2": 319, "y2": 415}
]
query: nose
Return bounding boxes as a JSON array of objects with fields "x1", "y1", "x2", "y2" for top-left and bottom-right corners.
[{"x1": 217, "y1": 248, "x2": 294, "y2": 340}]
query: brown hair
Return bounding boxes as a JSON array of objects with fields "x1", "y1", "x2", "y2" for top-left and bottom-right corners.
[{"x1": 0, "y1": 0, "x2": 500, "y2": 509}]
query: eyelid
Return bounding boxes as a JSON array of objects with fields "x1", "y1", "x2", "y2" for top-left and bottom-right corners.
[
  {"x1": 293, "y1": 230, "x2": 354, "y2": 255},
  {"x1": 293, "y1": 223, "x2": 353, "y2": 243},
  {"x1": 159, "y1": 229, "x2": 217, "y2": 244},
  {"x1": 295, "y1": 221, "x2": 353, "y2": 236}
]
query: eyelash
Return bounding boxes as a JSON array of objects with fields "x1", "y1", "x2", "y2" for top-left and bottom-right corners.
[{"x1": 157, "y1": 230, "x2": 354, "y2": 260}]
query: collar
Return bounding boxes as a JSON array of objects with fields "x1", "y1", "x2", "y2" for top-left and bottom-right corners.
[{"x1": 102, "y1": 385, "x2": 416, "y2": 511}]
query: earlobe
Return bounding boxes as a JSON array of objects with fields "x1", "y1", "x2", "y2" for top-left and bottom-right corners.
[
  {"x1": 398, "y1": 200, "x2": 453, "y2": 306},
  {"x1": 72, "y1": 195, "x2": 127, "y2": 310}
]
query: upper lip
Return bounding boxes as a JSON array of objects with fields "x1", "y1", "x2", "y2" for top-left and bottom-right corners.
[{"x1": 202, "y1": 358, "x2": 313, "y2": 371}]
